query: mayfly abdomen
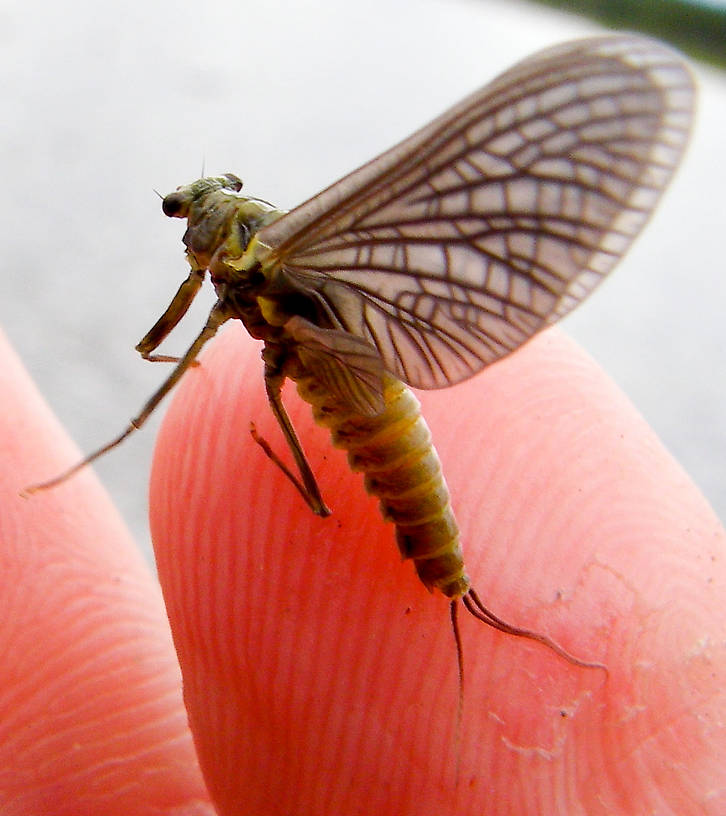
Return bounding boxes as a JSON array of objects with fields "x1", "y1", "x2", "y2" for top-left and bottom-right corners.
[{"x1": 294, "y1": 369, "x2": 469, "y2": 599}]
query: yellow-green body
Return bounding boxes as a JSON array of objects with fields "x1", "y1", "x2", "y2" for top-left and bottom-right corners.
[
  {"x1": 156, "y1": 176, "x2": 470, "y2": 600},
  {"x1": 294, "y1": 369, "x2": 468, "y2": 598}
]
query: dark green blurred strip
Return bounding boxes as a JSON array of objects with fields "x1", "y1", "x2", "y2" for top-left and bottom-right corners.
[{"x1": 528, "y1": 0, "x2": 726, "y2": 67}]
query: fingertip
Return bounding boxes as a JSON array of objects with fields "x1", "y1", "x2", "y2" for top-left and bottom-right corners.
[
  {"x1": 151, "y1": 326, "x2": 726, "y2": 814},
  {"x1": 0, "y1": 330, "x2": 212, "y2": 814}
]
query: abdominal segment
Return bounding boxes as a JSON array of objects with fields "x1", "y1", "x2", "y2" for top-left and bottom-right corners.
[{"x1": 293, "y1": 370, "x2": 470, "y2": 599}]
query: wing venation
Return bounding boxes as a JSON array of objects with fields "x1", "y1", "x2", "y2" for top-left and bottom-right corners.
[{"x1": 258, "y1": 35, "x2": 694, "y2": 389}]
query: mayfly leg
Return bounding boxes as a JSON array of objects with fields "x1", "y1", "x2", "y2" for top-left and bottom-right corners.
[
  {"x1": 252, "y1": 365, "x2": 332, "y2": 518},
  {"x1": 23, "y1": 300, "x2": 230, "y2": 495},
  {"x1": 136, "y1": 267, "x2": 205, "y2": 361}
]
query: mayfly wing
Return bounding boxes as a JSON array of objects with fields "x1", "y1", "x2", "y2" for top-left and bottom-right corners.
[
  {"x1": 255, "y1": 35, "x2": 694, "y2": 390},
  {"x1": 285, "y1": 316, "x2": 386, "y2": 416}
]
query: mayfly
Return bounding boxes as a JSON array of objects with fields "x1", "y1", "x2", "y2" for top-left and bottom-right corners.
[{"x1": 29, "y1": 35, "x2": 694, "y2": 674}]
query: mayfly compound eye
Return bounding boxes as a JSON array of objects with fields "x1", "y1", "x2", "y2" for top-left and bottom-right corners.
[{"x1": 161, "y1": 191, "x2": 188, "y2": 218}]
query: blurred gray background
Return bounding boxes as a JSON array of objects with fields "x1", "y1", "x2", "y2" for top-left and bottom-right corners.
[{"x1": 2, "y1": 0, "x2": 724, "y2": 559}]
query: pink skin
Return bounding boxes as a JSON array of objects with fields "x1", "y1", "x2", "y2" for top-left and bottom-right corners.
[
  {"x1": 2, "y1": 325, "x2": 725, "y2": 815},
  {"x1": 0, "y1": 330, "x2": 213, "y2": 816}
]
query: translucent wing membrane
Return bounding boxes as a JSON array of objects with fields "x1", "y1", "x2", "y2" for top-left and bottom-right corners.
[{"x1": 257, "y1": 36, "x2": 694, "y2": 389}]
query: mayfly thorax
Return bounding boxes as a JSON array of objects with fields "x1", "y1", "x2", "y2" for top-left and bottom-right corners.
[{"x1": 27, "y1": 35, "x2": 694, "y2": 674}]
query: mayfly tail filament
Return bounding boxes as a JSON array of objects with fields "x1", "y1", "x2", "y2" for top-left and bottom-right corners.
[{"x1": 292, "y1": 366, "x2": 603, "y2": 672}]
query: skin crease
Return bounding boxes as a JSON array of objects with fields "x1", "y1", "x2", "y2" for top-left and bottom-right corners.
[{"x1": 2, "y1": 324, "x2": 725, "y2": 815}]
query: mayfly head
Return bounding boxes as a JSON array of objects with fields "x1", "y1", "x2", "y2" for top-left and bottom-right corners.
[
  {"x1": 161, "y1": 173, "x2": 244, "y2": 219},
  {"x1": 161, "y1": 173, "x2": 266, "y2": 265}
]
